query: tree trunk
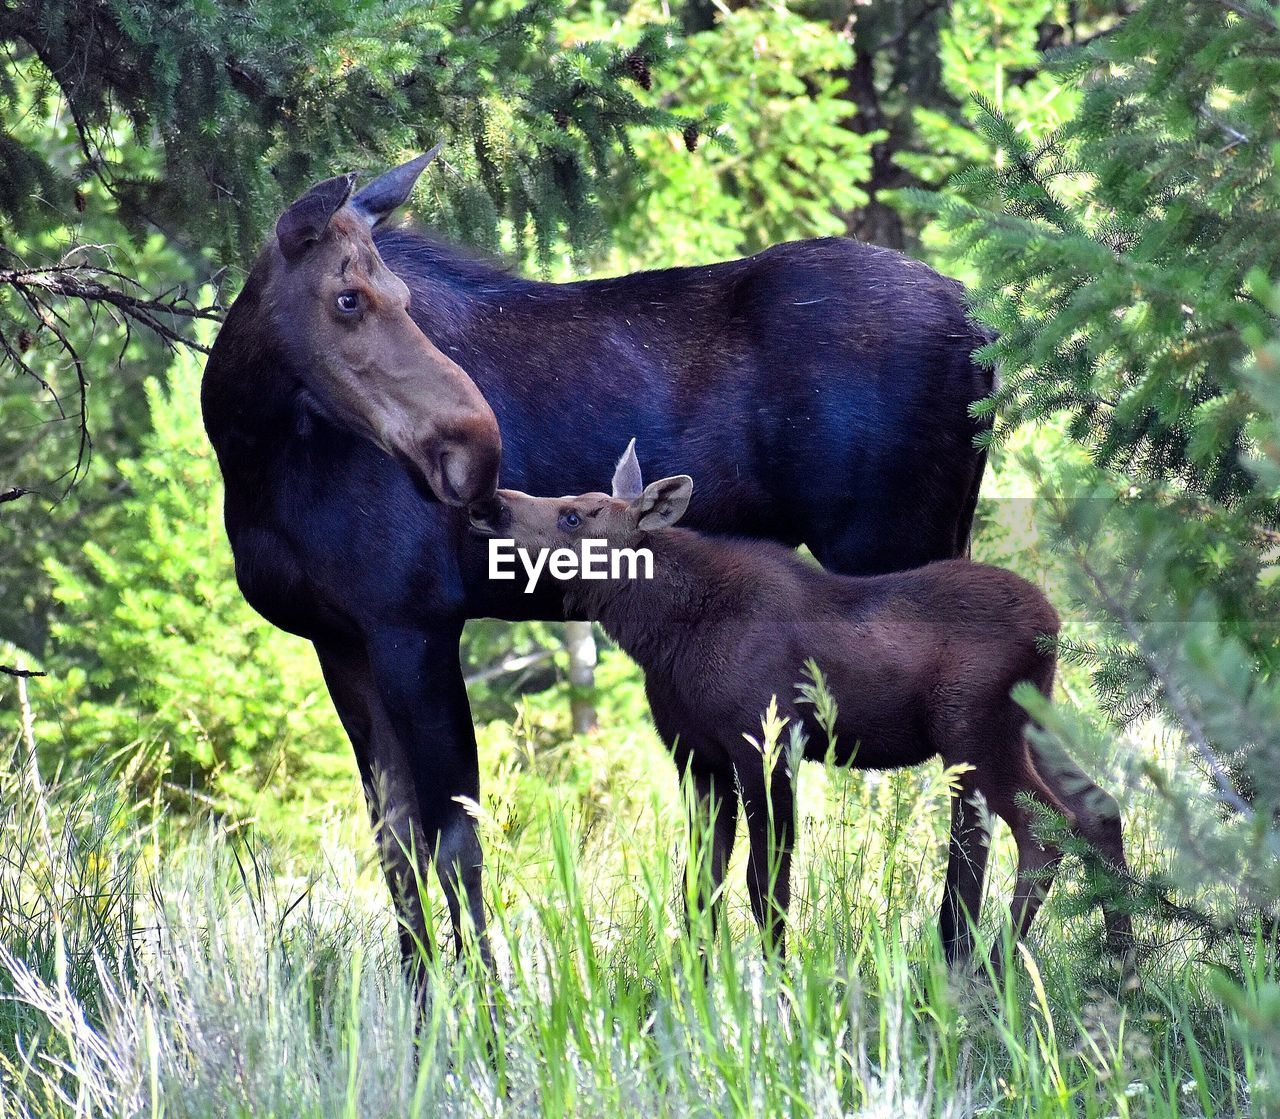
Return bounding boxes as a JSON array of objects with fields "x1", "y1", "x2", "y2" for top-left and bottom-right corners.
[{"x1": 564, "y1": 620, "x2": 598, "y2": 734}]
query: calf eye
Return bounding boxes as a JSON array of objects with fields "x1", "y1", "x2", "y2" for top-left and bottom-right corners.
[
  {"x1": 335, "y1": 290, "x2": 362, "y2": 315},
  {"x1": 559, "y1": 511, "x2": 582, "y2": 531}
]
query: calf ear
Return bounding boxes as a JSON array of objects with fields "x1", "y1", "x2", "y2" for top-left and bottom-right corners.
[
  {"x1": 611, "y1": 438, "x2": 644, "y2": 500},
  {"x1": 351, "y1": 144, "x2": 444, "y2": 228},
  {"x1": 276, "y1": 173, "x2": 356, "y2": 262},
  {"x1": 634, "y1": 475, "x2": 693, "y2": 530}
]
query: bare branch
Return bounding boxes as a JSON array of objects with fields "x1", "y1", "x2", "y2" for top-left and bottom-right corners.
[
  {"x1": 0, "y1": 665, "x2": 46, "y2": 679},
  {"x1": 1, "y1": 261, "x2": 223, "y2": 353},
  {"x1": 1, "y1": 248, "x2": 224, "y2": 496}
]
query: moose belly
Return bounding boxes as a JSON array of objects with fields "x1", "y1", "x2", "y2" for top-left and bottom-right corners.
[{"x1": 803, "y1": 703, "x2": 935, "y2": 771}]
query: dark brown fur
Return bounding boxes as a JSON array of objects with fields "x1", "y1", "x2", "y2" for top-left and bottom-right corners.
[{"x1": 476, "y1": 458, "x2": 1134, "y2": 965}]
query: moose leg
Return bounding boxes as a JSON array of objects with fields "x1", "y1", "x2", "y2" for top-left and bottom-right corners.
[
  {"x1": 366, "y1": 624, "x2": 491, "y2": 969},
  {"x1": 938, "y1": 783, "x2": 992, "y2": 966},
  {"x1": 973, "y1": 766, "x2": 1064, "y2": 975},
  {"x1": 316, "y1": 640, "x2": 432, "y2": 980},
  {"x1": 1006, "y1": 805, "x2": 1063, "y2": 945},
  {"x1": 679, "y1": 752, "x2": 739, "y2": 936},
  {"x1": 1029, "y1": 737, "x2": 1134, "y2": 955},
  {"x1": 738, "y1": 762, "x2": 795, "y2": 956}
]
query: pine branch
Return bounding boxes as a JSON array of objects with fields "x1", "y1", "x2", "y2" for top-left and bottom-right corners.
[
  {"x1": 1073, "y1": 547, "x2": 1259, "y2": 821},
  {"x1": 1212, "y1": 0, "x2": 1280, "y2": 34}
]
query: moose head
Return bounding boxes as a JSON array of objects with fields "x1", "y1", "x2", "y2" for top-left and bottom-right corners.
[{"x1": 266, "y1": 148, "x2": 501, "y2": 507}]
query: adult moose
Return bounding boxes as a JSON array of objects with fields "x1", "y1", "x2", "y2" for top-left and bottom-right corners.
[{"x1": 203, "y1": 150, "x2": 1044, "y2": 985}]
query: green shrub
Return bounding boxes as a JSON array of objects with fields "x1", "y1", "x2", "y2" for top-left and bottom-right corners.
[{"x1": 39, "y1": 347, "x2": 356, "y2": 830}]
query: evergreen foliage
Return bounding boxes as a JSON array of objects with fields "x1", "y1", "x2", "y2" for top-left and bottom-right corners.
[
  {"x1": 603, "y1": 2, "x2": 875, "y2": 266},
  {"x1": 928, "y1": 0, "x2": 1280, "y2": 939},
  {"x1": 1, "y1": 0, "x2": 706, "y2": 262},
  {"x1": 39, "y1": 349, "x2": 354, "y2": 825}
]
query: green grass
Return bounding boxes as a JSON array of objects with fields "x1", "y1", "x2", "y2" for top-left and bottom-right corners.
[{"x1": 2, "y1": 667, "x2": 1275, "y2": 1118}]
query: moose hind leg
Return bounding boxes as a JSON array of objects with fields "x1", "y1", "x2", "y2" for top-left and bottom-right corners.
[
  {"x1": 1030, "y1": 737, "x2": 1134, "y2": 955},
  {"x1": 974, "y1": 763, "x2": 1064, "y2": 976},
  {"x1": 939, "y1": 783, "x2": 992, "y2": 967}
]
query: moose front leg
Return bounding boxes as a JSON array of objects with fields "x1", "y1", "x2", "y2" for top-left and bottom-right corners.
[
  {"x1": 315, "y1": 639, "x2": 433, "y2": 983},
  {"x1": 677, "y1": 750, "x2": 739, "y2": 938},
  {"x1": 366, "y1": 623, "x2": 492, "y2": 969},
  {"x1": 737, "y1": 761, "x2": 795, "y2": 957}
]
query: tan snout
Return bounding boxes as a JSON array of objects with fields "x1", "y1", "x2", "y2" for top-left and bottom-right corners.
[
  {"x1": 400, "y1": 408, "x2": 502, "y2": 508},
  {"x1": 368, "y1": 323, "x2": 503, "y2": 507}
]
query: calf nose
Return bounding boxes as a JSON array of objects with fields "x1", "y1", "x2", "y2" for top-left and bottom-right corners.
[{"x1": 467, "y1": 495, "x2": 509, "y2": 536}]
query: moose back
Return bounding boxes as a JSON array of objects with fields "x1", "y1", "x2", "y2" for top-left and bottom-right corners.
[{"x1": 201, "y1": 155, "x2": 993, "y2": 978}]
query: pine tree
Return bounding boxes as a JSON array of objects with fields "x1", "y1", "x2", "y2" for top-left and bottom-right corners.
[
  {"x1": 928, "y1": 0, "x2": 1280, "y2": 940},
  {"x1": 1, "y1": 0, "x2": 703, "y2": 261},
  {"x1": 0, "y1": 0, "x2": 709, "y2": 501},
  {"x1": 0, "y1": 0, "x2": 710, "y2": 671}
]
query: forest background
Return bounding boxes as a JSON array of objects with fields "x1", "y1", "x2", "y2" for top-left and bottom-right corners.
[{"x1": 3, "y1": 0, "x2": 1280, "y2": 1114}]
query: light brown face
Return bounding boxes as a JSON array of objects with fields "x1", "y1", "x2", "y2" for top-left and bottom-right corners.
[
  {"x1": 474, "y1": 489, "x2": 637, "y2": 555},
  {"x1": 268, "y1": 167, "x2": 501, "y2": 506},
  {"x1": 469, "y1": 474, "x2": 694, "y2": 572}
]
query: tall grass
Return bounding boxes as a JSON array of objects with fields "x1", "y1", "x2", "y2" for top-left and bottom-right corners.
[{"x1": 1, "y1": 676, "x2": 1274, "y2": 1118}]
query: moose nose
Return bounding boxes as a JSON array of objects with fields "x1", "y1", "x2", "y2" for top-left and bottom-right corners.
[{"x1": 467, "y1": 495, "x2": 508, "y2": 536}]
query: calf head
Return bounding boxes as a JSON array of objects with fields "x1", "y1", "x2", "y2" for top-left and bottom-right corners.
[
  {"x1": 266, "y1": 149, "x2": 501, "y2": 506},
  {"x1": 469, "y1": 439, "x2": 693, "y2": 565}
]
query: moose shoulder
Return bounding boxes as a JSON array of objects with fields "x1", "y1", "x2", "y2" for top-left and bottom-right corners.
[{"x1": 201, "y1": 154, "x2": 994, "y2": 987}]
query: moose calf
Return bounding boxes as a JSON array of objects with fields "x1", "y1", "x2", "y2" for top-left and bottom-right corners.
[{"x1": 469, "y1": 443, "x2": 1132, "y2": 965}]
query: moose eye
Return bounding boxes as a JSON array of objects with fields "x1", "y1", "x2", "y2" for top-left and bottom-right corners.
[
  {"x1": 559, "y1": 511, "x2": 582, "y2": 531},
  {"x1": 335, "y1": 290, "x2": 362, "y2": 315}
]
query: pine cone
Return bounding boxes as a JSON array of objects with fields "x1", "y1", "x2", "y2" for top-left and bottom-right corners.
[
  {"x1": 683, "y1": 123, "x2": 699, "y2": 152},
  {"x1": 553, "y1": 109, "x2": 570, "y2": 131},
  {"x1": 17, "y1": 329, "x2": 34, "y2": 352},
  {"x1": 624, "y1": 51, "x2": 652, "y2": 91},
  {"x1": 74, "y1": 190, "x2": 87, "y2": 213}
]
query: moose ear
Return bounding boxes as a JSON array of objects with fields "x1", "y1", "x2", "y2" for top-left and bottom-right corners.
[
  {"x1": 350, "y1": 144, "x2": 443, "y2": 228},
  {"x1": 276, "y1": 173, "x2": 357, "y2": 262},
  {"x1": 634, "y1": 475, "x2": 693, "y2": 531},
  {"x1": 611, "y1": 438, "x2": 644, "y2": 500}
]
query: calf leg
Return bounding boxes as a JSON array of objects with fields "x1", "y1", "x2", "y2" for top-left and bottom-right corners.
[
  {"x1": 680, "y1": 754, "x2": 739, "y2": 936},
  {"x1": 968, "y1": 756, "x2": 1066, "y2": 975},
  {"x1": 1029, "y1": 737, "x2": 1134, "y2": 955},
  {"x1": 938, "y1": 783, "x2": 992, "y2": 966},
  {"x1": 737, "y1": 761, "x2": 795, "y2": 956}
]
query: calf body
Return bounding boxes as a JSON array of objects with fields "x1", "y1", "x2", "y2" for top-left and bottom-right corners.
[{"x1": 474, "y1": 449, "x2": 1134, "y2": 963}]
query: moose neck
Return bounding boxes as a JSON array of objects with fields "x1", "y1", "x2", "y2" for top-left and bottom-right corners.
[
  {"x1": 373, "y1": 228, "x2": 543, "y2": 343},
  {"x1": 565, "y1": 528, "x2": 741, "y2": 670},
  {"x1": 201, "y1": 254, "x2": 297, "y2": 455}
]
